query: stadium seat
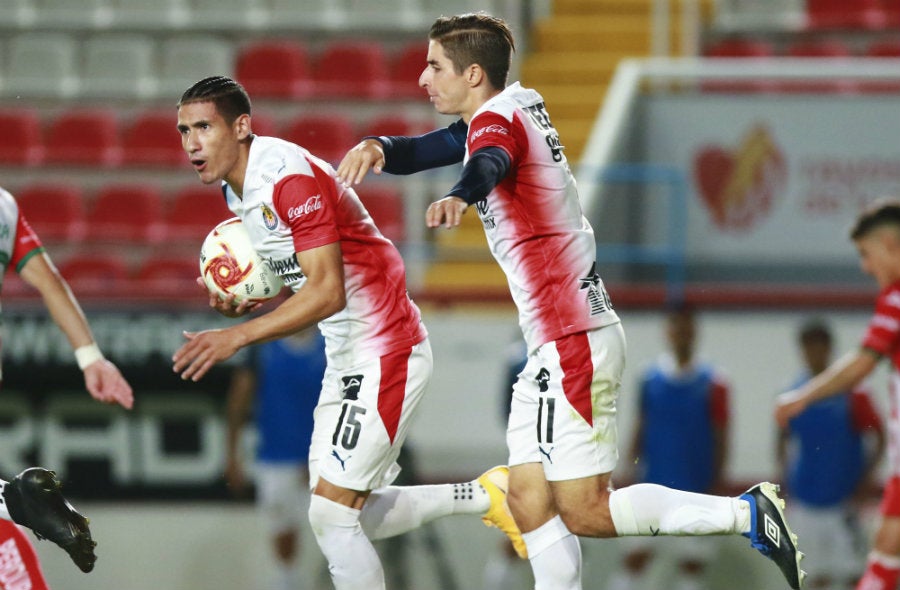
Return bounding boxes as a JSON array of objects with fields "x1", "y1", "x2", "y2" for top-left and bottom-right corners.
[
  {"x1": 56, "y1": 253, "x2": 130, "y2": 299},
  {"x1": 235, "y1": 41, "x2": 314, "y2": 99},
  {"x1": 343, "y1": 0, "x2": 422, "y2": 28},
  {"x1": 5, "y1": 33, "x2": 79, "y2": 98},
  {"x1": 360, "y1": 114, "x2": 417, "y2": 138},
  {"x1": 81, "y1": 34, "x2": 158, "y2": 99},
  {"x1": 806, "y1": 0, "x2": 885, "y2": 29},
  {"x1": 164, "y1": 185, "x2": 232, "y2": 243},
  {"x1": 312, "y1": 40, "x2": 391, "y2": 99},
  {"x1": 86, "y1": 184, "x2": 165, "y2": 244},
  {"x1": 121, "y1": 110, "x2": 185, "y2": 167},
  {"x1": 249, "y1": 112, "x2": 278, "y2": 137},
  {"x1": 34, "y1": 0, "x2": 113, "y2": 28},
  {"x1": 16, "y1": 183, "x2": 87, "y2": 242},
  {"x1": 0, "y1": 110, "x2": 44, "y2": 166},
  {"x1": 191, "y1": 0, "x2": 268, "y2": 30},
  {"x1": 357, "y1": 184, "x2": 405, "y2": 242},
  {"x1": 390, "y1": 42, "x2": 428, "y2": 99},
  {"x1": 44, "y1": 110, "x2": 122, "y2": 167},
  {"x1": 268, "y1": 0, "x2": 345, "y2": 28},
  {"x1": 701, "y1": 38, "x2": 776, "y2": 93},
  {"x1": 282, "y1": 113, "x2": 356, "y2": 166},
  {"x1": 134, "y1": 254, "x2": 200, "y2": 298},
  {"x1": 158, "y1": 36, "x2": 235, "y2": 99},
  {"x1": 111, "y1": 0, "x2": 188, "y2": 28}
]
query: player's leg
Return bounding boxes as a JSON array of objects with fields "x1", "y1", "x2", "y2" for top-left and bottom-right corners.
[
  {"x1": 308, "y1": 339, "x2": 435, "y2": 590},
  {"x1": 0, "y1": 520, "x2": 51, "y2": 590},
  {"x1": 857, "y1": 476, "x2": 900, "y2": 590},
  {"x1": 0, "y1": 468, "x2": 96, "y2": 573},
  {"x1": 256, "y1": 464, "x2": 306, "y2": 590}
]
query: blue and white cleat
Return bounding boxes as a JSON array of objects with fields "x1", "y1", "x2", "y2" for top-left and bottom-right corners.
[{"x1": 741, "y1": 482, "x2": 806, "y2": 589}]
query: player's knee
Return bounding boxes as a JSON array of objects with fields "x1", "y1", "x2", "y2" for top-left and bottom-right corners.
[
  {"x1": 556, "y1": 486, "x2": 614, "y2": 538},
  {"x1": 308, "y1": 494, "x2": 360, "y2": 534}
]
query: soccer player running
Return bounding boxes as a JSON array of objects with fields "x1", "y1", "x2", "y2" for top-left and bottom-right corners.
[
  {"x1": 337, "y1": 12, "x2": 804, "y2": 590},
  {"x1": 0, "y1": 186, "x2": 134, "y2": 579},
  {"x1": 776, "y1": 200, "x2": 900, "y2": 590},
  {"x1": 171, "y1": 76, "x2": 520, "y2": 590}
]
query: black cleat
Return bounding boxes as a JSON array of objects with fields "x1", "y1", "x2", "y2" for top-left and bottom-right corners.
[
  {"x1": 3, "y1": 468, "x2": 97, "y2": 573},
  {"x1": 741, "y1": 482, "x2": 806, "y2": 589}
]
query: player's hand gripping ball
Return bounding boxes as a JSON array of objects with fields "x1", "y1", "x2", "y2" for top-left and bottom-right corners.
[{"x1": 199, "y1": 217, "x2": 283, "y2": 304}]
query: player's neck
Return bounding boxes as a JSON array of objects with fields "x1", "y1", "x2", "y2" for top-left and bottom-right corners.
[
  {"x1": 224, "y1": 138, "x2": 253, "y2": 199},
  {"x1": 461, "y1": 87, "x2": 503, "y2": 124}
]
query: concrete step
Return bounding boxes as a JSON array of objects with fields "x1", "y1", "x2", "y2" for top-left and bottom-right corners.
[
  {"x1": 522, "y1": 51, "x2": 624, "y2": 84},
  {"x1": 554, "y1": 0, "x2": 654, "y2": 16},
  {"x1": 533, "y1": 17, "x2": 654, "y2": 53}
]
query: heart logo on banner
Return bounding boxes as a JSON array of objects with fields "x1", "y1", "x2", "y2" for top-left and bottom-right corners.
[{"x1": 693, "y1": 126, "x2": 786, "y2": 231}]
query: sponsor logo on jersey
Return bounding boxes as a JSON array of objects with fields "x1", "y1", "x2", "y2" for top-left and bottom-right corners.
[
  {"x1": 287, "y1": 195, "x2": 322, "y2": 220},
  {"x1": 579, "y1": 262, "x2": 613, "y2": 315},
  {"x1": 0, "y1": 537, "x2": 31, "y2": 590},
  {"x1": 260, "y1": 203, "x2": 278, "y2": 230},
  {"x1": 475, "y1": 200, "x2": 496, "y2": 229},
  {"x1": 871, "y1": 313, "x2": 900, "y2": 332},
  {"x1": 341, "y1": 375, "x2": 364, "y2": 401},
  {"x1": 536, "y1": 368, "x2": 550, "y2": 393},
  {"x1": 886, "y1": 291, "x2": 900, "y2": 309},
  {"x1": 470, "y1": 123, "x2": 509, "y2": 141}
]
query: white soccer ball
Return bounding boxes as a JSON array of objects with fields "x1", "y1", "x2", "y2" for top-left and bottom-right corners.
[{"x1": 199, "y1": 217, "x2": 283, "y2": 303}]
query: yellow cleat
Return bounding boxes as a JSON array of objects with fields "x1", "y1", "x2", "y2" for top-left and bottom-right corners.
[{"x1": 478, "y1": 465, "x2": 528, "y2": 559}]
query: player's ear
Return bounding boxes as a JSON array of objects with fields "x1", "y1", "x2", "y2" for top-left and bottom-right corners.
[
  {"x1": 234, "y1": 113, "x2": 252, "y2": 140},
  {"x1": 465, "y1": 63, "x2": 485, "y2": 88}
]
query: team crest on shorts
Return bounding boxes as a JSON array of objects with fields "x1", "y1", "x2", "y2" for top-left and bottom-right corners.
[{"x1": 260, "y1": 203, "x2": 278, "y2": 230}]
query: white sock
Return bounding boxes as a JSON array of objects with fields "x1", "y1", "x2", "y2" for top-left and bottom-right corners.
[
  {"x1": 360, "y1": 480, "x2": 489, "y2": 540},
  {"x1": 608, "y1": 484, "x2": 750, "y2": 536},
  {"x1": 308, "y1": 495, "x2": 384, "y2": 590},
  {"x1": 522, "y1": 515, "x2": 582, "y2": 590},
  {"x1": 0, "y1": 480, "x2": 12, "y2": 522},
  {"x1": 273, "y1": 561, "x2": 296, "y2": 590}
]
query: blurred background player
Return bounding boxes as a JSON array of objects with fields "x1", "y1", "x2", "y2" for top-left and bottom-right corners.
[
  {"x1": 776, "y1": 200, "x2": 900, "y2": 590},
  {"x1": 337, "y1": 12, "x2": 803, "y2": 590},
  {"x1": 607, "y1": 305, "x2": 731, "y2": 590},
  {"x1": 225, "y1": 327, "x2": 326, "y2": 590},
  {"x1": 0, "y1": 185, "x2": 134, "y2": 584},
  {"x1": 777, "y1": 319, "x2": 884, "y2": 590}
]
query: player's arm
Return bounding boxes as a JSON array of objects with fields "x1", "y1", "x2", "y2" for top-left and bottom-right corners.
[
  {"x1": 336, "y1": 120, "x2": 468, "y2": 186},
  {"x1": 774, "y1": 348, "x2": 879, "y2": 428},
  {"x1": 174, "y1": 243, "x2": 345, "y2": 382},
  {"x1": 19, "y1": 251, "x2": 134, "y2": 409},
  {"x1": 426, "y1": 146, "x2": 511, "y2": 229},
  {"x1": 225, "y1": 360, "x2": 256, "y2": 494}
]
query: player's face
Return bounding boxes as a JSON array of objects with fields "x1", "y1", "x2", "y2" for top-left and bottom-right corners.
[
  {"x1": 856, "y1": 227, "x2": 900, "y2": 288},
  {"x1": 420, "y1": 41, "x2": 472, "y2": 119},
  {"x1": 177, "y1": 101, "x2": 246, "y2": 187},
  {"x1": 666, "y1": 311, "x2": 695, "y2": 362}
]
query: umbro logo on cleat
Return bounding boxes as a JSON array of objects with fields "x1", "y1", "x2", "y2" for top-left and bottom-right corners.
[{"x1": 764, "y1": 513, "x2": 781, "y2": 546}]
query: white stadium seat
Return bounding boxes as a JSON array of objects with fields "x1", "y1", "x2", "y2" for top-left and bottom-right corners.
[
  {"x1": 111, "y1": 0, "x2": 190, "y2": 28},
  {"x1": 158, "y1": 36, "x2": 235, "y2": 99},
  {"x1": 34, "y1": 0, "x2": 114, "y2": 28},
  {"x1": 5, "y1": 33, "x2": 80, "y2": 98},
  {"x1": 80, "y1": 35, "x2": 158, "y2": 99}
]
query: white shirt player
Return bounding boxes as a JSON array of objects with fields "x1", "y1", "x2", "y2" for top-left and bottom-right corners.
[
  {"x1": 464, "y1": 82, "x2": 620, "y2": 353},
  {"x1": 222, "y1": 136, "x2": 427, "y2": 368}
]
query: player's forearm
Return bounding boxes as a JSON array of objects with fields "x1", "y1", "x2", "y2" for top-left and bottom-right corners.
[
  {"x1": 232, "y1": 281, "x2": 343, "y2": 348},
  {"x1": 802, "y1": 350, "x2": 877, "y2": 404},
  {"x1": 373, "y1": 124, "x2": 466, "y2": 175}
]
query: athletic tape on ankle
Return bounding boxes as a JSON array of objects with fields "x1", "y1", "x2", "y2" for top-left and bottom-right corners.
[{"x1": 74, "y1": 343, "x2": 104, "y2": 370}]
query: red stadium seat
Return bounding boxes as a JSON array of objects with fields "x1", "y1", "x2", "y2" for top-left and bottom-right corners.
[
  {"x1": 164, "y1": 185, "x2": 232, "y2": 243},
  {"x1": 86, "y1": 184, "x2": 165, "y2": 244},
  {"x1": 313, "y1": 41, "x2": 390, "y2": 99},
  {"x1": 44, "y1": 110, "x2": 121, "y2": 167},
  {"x1": 282, "y1": 114, "x2": 356, "y2": 166},
  {"x1": 390, "y1": 42, "x2": 427, "y2": 100},
  {"x1": 134, "y1": 254, "x2": 200, "y2": 298},
  {"x1": 249, "y1": 112, "x2": 278, "y2": 137},
  {"x1": 57, "y1": 253, "x2": 129, "y2": 298},
  {"x1": 360, "y1": 114, "x2": 415, "y2": 138},
  {"x1": 16, "y1": 183, "x2": 86, "y2": 242},
  {"x1": 121, "y1": 110, "x2": 185, "y2": 167},
  {"x1": 806, "y1": 0, "x2": 885, "y2": 29},
  {"x1": 701, "y1": 39, "x2": 776, "y2": 93},
  {"x1": 358, "y1": 184, "x2": 405, "y2": 242},
  {"x1": 0, "y1": 110, "x2": 44, "y2": 166},
  {"x1": 235, "y1": 41, "x2": 313, "y2": 99}
]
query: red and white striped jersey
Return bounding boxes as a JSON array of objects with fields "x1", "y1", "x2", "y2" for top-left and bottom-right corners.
[
  {"x1": 465, "y1": 83, "x2": 619, "y2": 352},
  {"x1": 223, "y1": 136, "x2": 426, "y2": 368}
]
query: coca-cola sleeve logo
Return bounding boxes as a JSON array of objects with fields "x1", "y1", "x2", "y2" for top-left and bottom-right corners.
[
  {"x1": 286, "y1": 195, "x2": 323, "y2": 220},
  {"x1": 693, "y1": 125, "x2": 786, "y2": 232}
]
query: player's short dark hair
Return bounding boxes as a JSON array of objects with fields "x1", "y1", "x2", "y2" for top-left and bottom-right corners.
[
  {"x1": 850, "y1": 198, "x2": 900, "y2": 241},
  {"x1": 429, "y1": 12, "x2": 515, "y2": 90},
  {"x1": 798, "y1": 318, "x2": 831, "y2": 346},
  {"x1": 178, "y1": 76, "x2": 251, "y2": 124}
]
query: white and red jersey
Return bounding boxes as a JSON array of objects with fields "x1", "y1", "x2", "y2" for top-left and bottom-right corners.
[
  {"x1": 0, "y1": 188, "x2": 44, "y2": 282},
  {"x1": 223, "y1": 136, "x2": 426, "y2": 368},
  {"x1": 465, "y1": 83, "x2": 619, "y2": 353},
  {"x1": 862, "y1": 281, "x2": 900, "y2": 475}
]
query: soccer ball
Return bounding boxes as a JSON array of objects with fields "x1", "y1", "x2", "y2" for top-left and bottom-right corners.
[{"x1": 199, "y1": 217, "x2": 283, "y2": 303}]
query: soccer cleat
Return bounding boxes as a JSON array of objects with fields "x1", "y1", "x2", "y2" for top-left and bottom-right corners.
[
  {"x1": 3, "y1": 468, "x2": 97, "y2": 573},
  {"x1": 740, "y1": 482, "x2": 806, "y2": 589},
  {"x1": 478, "y1": 465, "x2": 528, "y2": 559}
]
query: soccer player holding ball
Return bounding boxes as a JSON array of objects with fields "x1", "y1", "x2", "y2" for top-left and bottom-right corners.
[
  {"x1": 338, "y1": 12, "x2": 804, "y2": 589},
  {"x1": 172, "y1": 76, "x2": 521, "y2": 590}
]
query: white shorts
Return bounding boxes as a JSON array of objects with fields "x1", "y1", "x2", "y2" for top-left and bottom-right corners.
[
  {"x1": 255, "y1": 463, "x2": 309, "y2": 535},
  {"x1": 787, "y1": 502, "x2": 865, "y2": 580},
  {"x1": 507, "y1": 323, "x2": 626, "y2": 481},
  {"x1": 309, "y1": 338, "x2": 432, "y2": 491}
]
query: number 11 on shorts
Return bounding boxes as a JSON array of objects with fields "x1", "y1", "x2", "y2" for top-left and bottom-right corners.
[{"x1": 537, "y1": 396, "x2": 555, "y2": 443}]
